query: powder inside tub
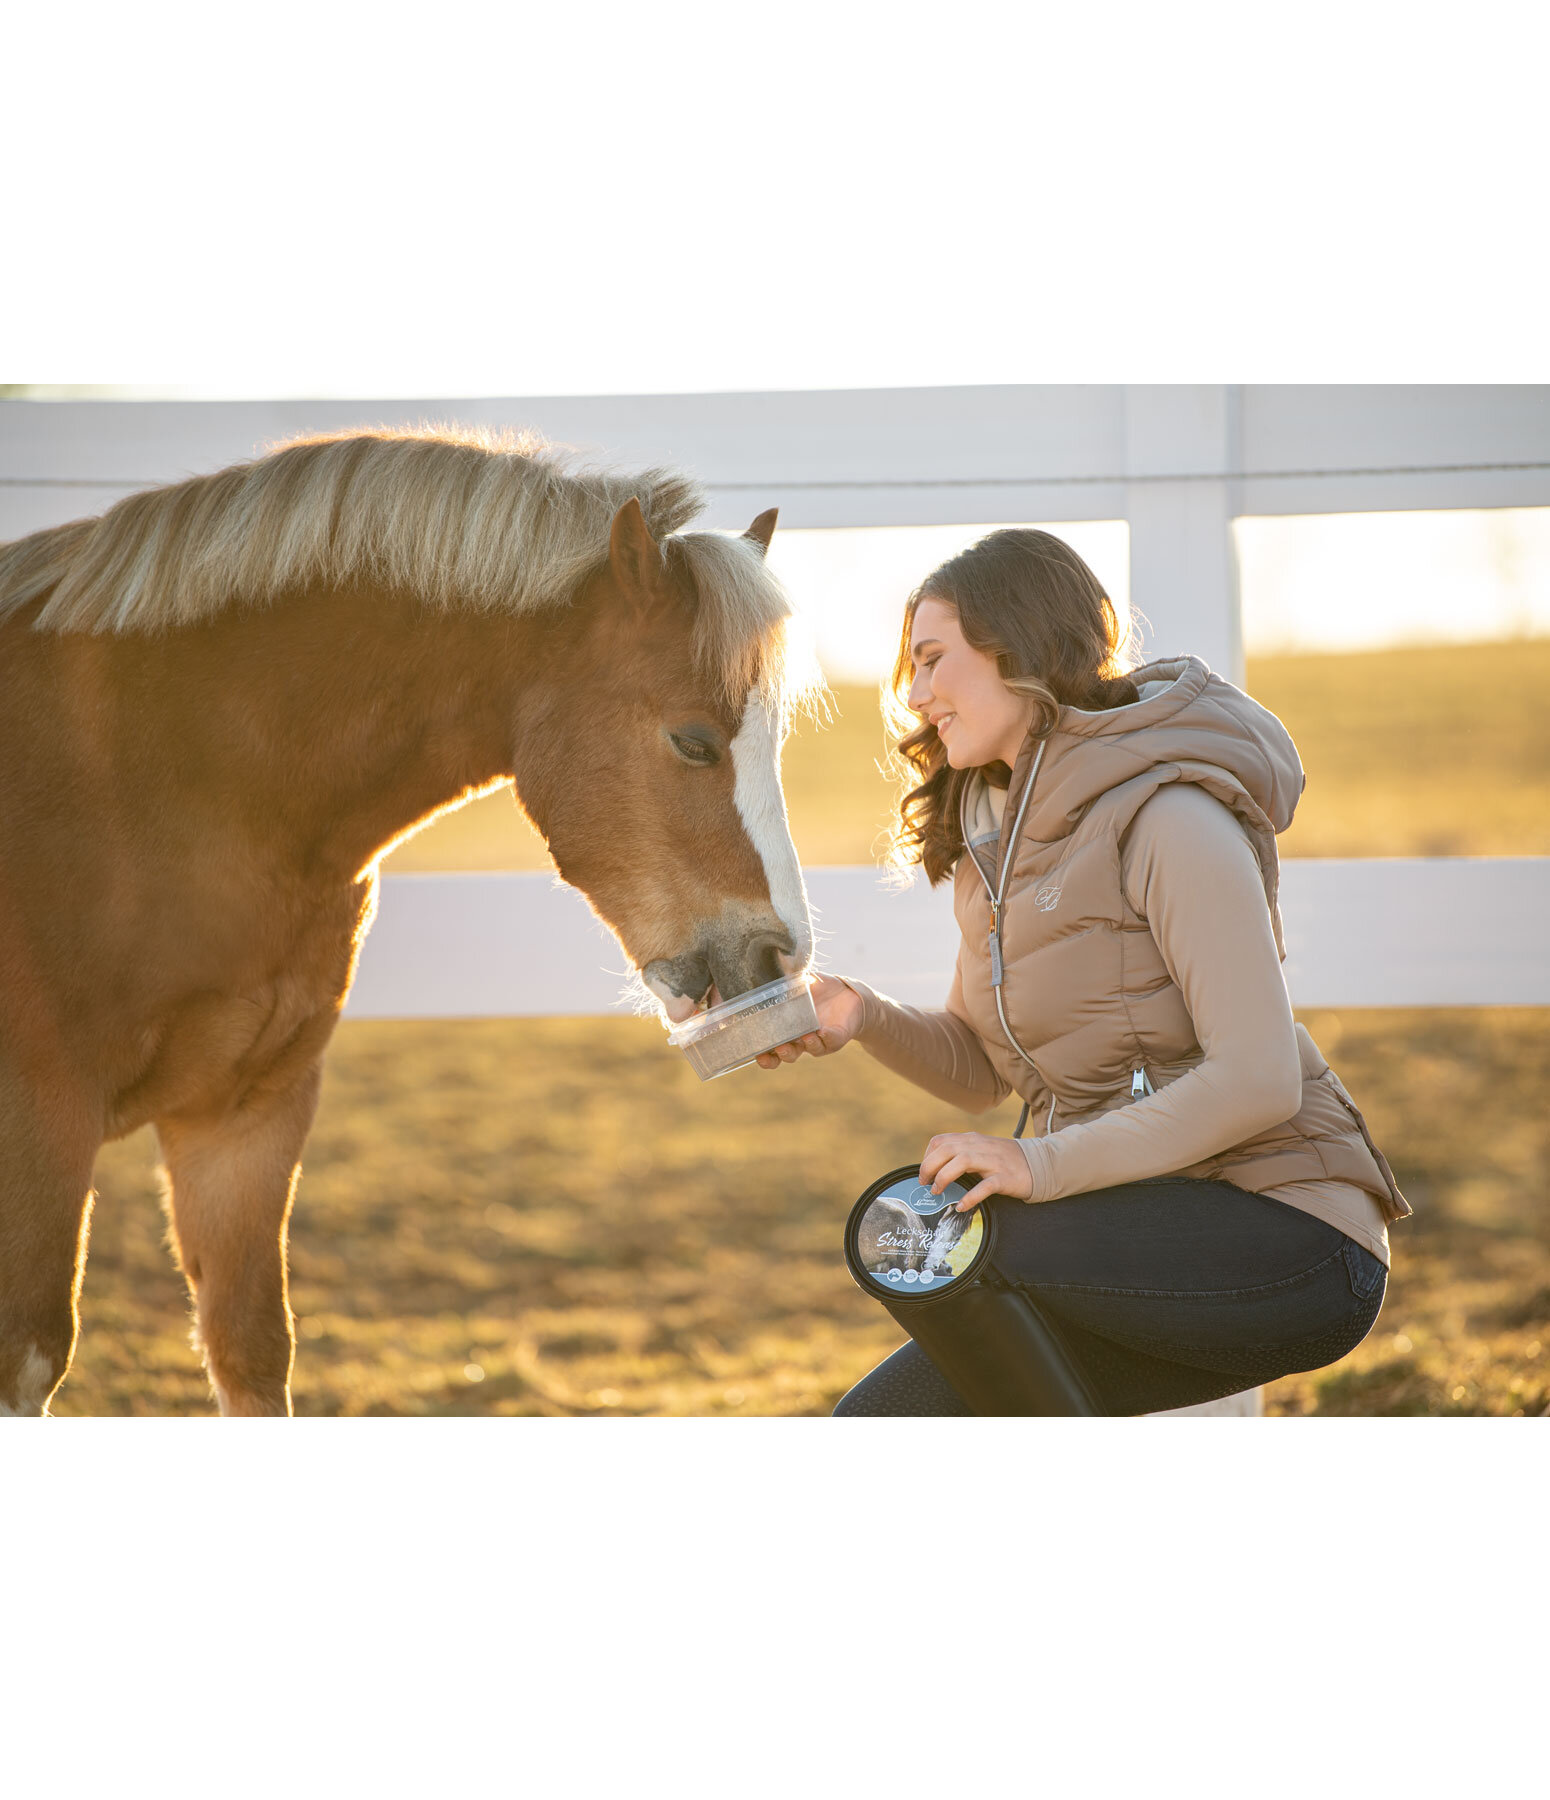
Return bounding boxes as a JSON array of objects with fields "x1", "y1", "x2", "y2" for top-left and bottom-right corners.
[{"x1": 666, "y1": 976, "x2": 819, "y2": 1080}]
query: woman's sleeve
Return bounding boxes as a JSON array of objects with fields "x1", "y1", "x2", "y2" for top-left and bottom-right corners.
[
  {"x1": 841, "y1": 953, "x2": 1012, "y2": 1113},
  {"x1": 1016, "y1": 782, "x2": 1304, "y2": 1203}
]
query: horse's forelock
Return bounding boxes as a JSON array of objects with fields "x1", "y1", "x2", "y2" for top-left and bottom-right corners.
[{"x1": 666, "y1": 530, "x2": 827, "y2": 734}]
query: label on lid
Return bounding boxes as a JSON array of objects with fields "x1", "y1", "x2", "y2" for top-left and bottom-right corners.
[{"x1": 853, "y1": 1176, "x2": 985, "y2": 1295}]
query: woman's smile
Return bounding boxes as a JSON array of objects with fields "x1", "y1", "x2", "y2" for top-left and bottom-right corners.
[{"x1": 907, "y1": 597, "x2": 1032, "y2": 769}]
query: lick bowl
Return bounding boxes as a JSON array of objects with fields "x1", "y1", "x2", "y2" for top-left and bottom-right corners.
[{"x1": 665, "y1": 973, "x2": 819, "y2": 1080}]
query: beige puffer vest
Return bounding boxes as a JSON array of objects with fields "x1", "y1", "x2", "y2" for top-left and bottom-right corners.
[{"x1": 952, "y1": 654, "x2": 1410, "y2": 1223}]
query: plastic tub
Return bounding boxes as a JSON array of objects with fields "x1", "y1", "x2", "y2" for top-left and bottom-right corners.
[
  {"x1": 844, "y1": 1169, "x2": 987, "y2": 1297},
  {"x1": 665, "y1": 973, "x2": 819, "y2": 1080}
]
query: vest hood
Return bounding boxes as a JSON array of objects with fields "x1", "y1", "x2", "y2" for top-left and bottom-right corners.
[{"x1": 1006, "y1": 654, "x2": 1305, "y2": 848}]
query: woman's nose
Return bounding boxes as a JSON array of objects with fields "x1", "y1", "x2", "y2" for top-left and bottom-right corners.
[{"x1": 907, "y1": 672, "x2": 930, "y2": 710}]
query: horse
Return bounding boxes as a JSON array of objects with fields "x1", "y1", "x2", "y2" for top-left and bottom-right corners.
[{"x1": 0, "y1": 424, "x2": 819, "y2": 1416}]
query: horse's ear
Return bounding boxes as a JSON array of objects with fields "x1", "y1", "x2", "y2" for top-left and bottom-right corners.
[
  {"x1": 608, "y1": 497, "x2": 666, "y2": 598},
  {"x1": 743, "y1": 508, "x2": 778, "y2": 557}
]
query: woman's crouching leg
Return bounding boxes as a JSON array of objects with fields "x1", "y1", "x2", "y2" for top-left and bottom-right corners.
[{"x1": 833, "y1": 1341, "x2": 973, "y2": 1416}]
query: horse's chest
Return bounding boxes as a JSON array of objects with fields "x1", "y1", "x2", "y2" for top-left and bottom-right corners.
[{"x1": 106, "y1": 882, "x2": 370, "y2": 1133}]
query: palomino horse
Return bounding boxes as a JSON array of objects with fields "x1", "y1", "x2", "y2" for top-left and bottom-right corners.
[{"x1": 0, "y1": 425, "x2": 818, "y2": 1415}]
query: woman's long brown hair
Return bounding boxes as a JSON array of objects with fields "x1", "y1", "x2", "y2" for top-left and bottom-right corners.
[{"x1": 886, "y1": 529, "x2": 1140, "y2": 884}]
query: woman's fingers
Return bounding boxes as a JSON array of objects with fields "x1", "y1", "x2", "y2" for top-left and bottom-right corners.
[
  {"x1": 957, "y1": 1177, "x2": 1000, "y2": 1211},
  {"x1": 918, "y1": 1136, "x2": 950, "y2": 1185},
  {"x1": 920, "y1": 1132, "x2": 1032, "y2": 1206},
  {"x1": 920, "y1": 1133, "x2": 973, "y2": 1187},
  {"x1": 754, "y1": 1032, "x2": 830, "y2": 1071},
  {"x1": 927, "y1": 1153, "x2": 972, "y2": 1194}
]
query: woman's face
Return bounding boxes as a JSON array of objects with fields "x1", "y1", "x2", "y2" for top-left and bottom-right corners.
[{"x1": 906, "y1": 597, "x2": 1034, "y2": 770}]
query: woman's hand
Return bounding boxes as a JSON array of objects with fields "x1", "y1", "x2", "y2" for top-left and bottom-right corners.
[
  {"x1": 753, "y1": 973, "x2": 863, "y2": 1070},
  {"x1": 920, "y1": 1132, "x2": 1033, "y2": 1210}
]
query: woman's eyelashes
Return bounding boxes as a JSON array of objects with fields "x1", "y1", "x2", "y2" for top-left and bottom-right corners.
[{"x1": 911, "y1": 657, "x2": 941, "y2": 709}]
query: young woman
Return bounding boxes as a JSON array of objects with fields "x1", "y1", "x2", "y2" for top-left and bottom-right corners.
[{"x1": 759, "y1": 529, "x2": 1409, "y2": 1415}]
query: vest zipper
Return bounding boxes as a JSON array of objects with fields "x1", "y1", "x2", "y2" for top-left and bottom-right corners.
[
  {"x1": 965, "y1": 740, "x2": 1046, "y2": 1073},
  {"x1": 964, "y1": 746, "x2": 1158, "y2": 1126}
]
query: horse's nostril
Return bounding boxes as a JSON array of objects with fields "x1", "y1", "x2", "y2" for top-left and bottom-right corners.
[
  {"x1": 749, "y1": 938, "x2": 785, "y2": 989},
  {"x1": 750, "y1": 927, "x2": 797, "y2": 977},
  {"x1": 709, "y1": 930, "x2": 792, "y2": 1002},
  {"x1": 644, "y1": 952, "x2": 713, "y2": 1013}
]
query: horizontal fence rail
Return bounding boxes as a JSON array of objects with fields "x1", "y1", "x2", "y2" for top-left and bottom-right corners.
[
  {"x1": 345, "y1": 859, "x2": 1550, "y2": 1023},
  {"x1": 7, "y1": 383, "x2": 1547, "y2": 694},
  {"x1": 6, "y1": 387, "x2": 1550, "y2": 527}
]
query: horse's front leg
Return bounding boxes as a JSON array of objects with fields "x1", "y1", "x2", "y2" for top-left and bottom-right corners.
[
  {"x1": 156, "y1": 1065, "x2": 322, "y2": 1417},
  {"x1": 0, "y1": 1073, "x2": 99, "y2": 1416}
]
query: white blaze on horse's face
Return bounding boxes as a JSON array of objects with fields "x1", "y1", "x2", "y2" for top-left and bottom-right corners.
[
  {"x1": 730, "y1": 685, "x2": 812, "y2": 973},
  {"x1": 641, "y1": 682, "x2": 812, "y2": 1024}
]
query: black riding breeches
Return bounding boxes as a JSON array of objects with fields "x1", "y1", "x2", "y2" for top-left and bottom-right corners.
[{"x1": 834, "y1": 1178, "x2": 1387, "y2": 1417}]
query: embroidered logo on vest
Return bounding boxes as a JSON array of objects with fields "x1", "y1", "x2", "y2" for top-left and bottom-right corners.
[{"x1": 1034, "y1": 884, "x2": 1063, "y2": 912}]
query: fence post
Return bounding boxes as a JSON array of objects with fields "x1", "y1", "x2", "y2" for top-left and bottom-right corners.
[
  {"x1": 1125, "y1": 385, "x2": 1259, "y2": 1415},
  {"x1": 1123, "y1": 384, "x2": 1245, "y2": 686}
]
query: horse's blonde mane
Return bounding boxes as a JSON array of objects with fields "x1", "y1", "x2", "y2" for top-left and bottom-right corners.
[{"x1": 0, "y1": 424, "x2": 816, "y2": 713}]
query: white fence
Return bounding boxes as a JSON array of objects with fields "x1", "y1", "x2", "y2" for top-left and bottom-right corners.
[{"x1": 347, "y1": 859, "x2": 1550, "y2": 1020}]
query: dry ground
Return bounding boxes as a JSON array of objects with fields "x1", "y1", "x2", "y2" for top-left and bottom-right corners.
[{"x1": 52, "y1": 640, "x2": 1550, "y2": 1416}]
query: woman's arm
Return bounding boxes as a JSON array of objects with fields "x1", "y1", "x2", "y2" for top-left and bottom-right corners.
[
  {"x1": 1011, "y1": 781, "x2": 1304, "y2": 1203},
  {"x1": 754, "y1": 952, "x2": 1012, "y2": 1113},
  {"x1": 845, "y1": 954, "x2": 1012, "y2": 1113}
]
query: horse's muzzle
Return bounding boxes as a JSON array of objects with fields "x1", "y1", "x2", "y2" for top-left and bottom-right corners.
[{"x1": 645, "y1": 920, "x2": 797, "y2": 1013}]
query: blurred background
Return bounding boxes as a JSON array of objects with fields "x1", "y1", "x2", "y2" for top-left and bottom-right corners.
[{"x1": 8, "y1": 385, "x2": 1544, "y2": 1417}]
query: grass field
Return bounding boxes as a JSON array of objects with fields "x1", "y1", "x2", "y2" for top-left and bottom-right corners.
[{"x1": 54, "y1": 640, "x2": 1550, "y2": 1416}]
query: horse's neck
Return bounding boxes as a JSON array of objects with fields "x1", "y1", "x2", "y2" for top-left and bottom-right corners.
[{"x1": 143, "y1": 584, "x2": 534, "y2": 881}]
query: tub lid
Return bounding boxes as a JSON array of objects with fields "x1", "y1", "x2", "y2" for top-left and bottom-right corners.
[{"x1": 849, "y1": 1174, "x2": 986, "y2": 1298}]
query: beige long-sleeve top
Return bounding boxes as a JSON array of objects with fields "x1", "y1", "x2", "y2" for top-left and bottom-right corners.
[{"x1": 846, "y1": 783, "x2": 1391, "y2": 1265}]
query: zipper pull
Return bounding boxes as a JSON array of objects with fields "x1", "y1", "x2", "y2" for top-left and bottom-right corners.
[
  {"x1": 988, "y1": 902, "x2": 1003, "y2": 988},
  {"x1": 1131, "y1": 1066, "x2": 1151, "y2": 1098}
]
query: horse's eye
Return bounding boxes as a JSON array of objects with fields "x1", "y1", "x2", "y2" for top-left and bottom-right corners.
[{"x1": 668, "y1": 731, "x2": 720, "y2": 767}]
